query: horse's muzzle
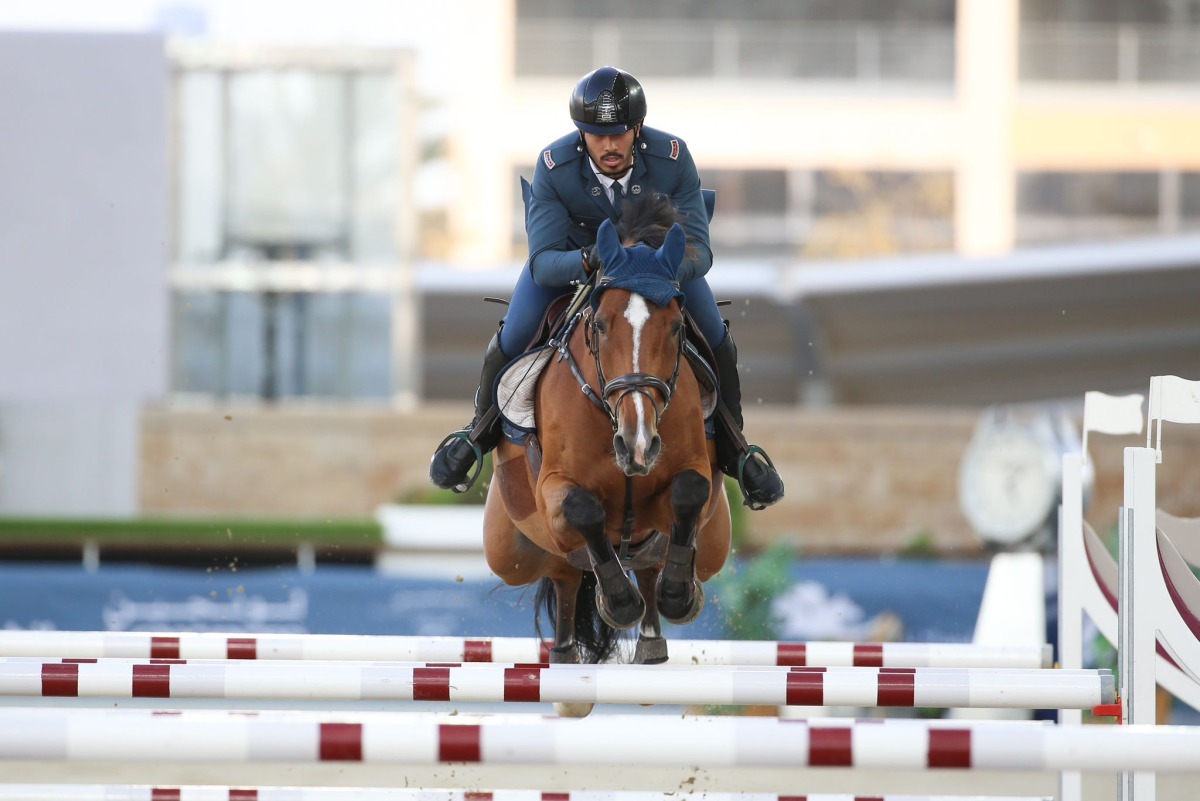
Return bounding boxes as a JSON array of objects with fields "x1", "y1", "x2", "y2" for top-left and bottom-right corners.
[{"x1": 613, "y1": 431, "x2": 660, "y2": 476}]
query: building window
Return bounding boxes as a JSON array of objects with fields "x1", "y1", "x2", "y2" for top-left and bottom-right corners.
[
  {"x1": 1016, "y1": 171, "x2": 1161, "y2": 245},
  {"x1": 170, "y1": 50, "x2": 418, "y2": 402},
  {"x1": 805, "y1": 170, "x2": 954, "y2": 258}
]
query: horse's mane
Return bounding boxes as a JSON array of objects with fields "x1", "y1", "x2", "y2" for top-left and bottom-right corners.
[{"x1": 617, "y1": 192, "x2": 695, "y2": 261}]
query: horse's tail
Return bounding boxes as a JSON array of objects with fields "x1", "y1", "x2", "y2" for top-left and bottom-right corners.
[{"x1": 534, "y1": 573, "x2": 621, "y2": 664}]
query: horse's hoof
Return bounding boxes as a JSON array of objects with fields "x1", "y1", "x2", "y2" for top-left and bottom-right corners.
[
  {"x1": 548, "y1": 644, "x2": 581, "y2": 664},
  {"x1": 594, "y1": 578, "x2": 645, "y2": 631},
  {"x1": 634, "y1": 635, "x2": 668, "y2": 665},
  {"x1": 658, "y1": 577, "x2": 705, "y2": 625},
  {"x1": 554, "y1": 701, "x2": 595, "y2": 718},
  {"x1": 657, "y1": 543, "x2": 704, "y2": 625},
  {"x1": 593, "y1": 561, "x2": 646, "y2": 630}
]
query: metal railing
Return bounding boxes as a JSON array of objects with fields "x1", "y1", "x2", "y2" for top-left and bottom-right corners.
[
  {"x1": 516, "y1": 21, "x2": 955, "y2": 83},
  {"x1": 518, "y1": 20, "x2": 1200, "y2": 86},
  {"x1": 1020, "y1": 23, "x2": 1200, "y2": 83}
]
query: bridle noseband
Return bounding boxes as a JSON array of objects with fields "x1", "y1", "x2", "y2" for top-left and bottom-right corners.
[
  {"x1": 552, "y1": 293, "x2": 683, "y2": 433},
  {"x1": 584, "y1": 304, "x2": 682, "y2": 431}
]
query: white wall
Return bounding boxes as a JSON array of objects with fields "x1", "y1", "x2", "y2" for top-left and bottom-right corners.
[{"x1": 0, "y1": 32, "x2": 168, "y2": 515}]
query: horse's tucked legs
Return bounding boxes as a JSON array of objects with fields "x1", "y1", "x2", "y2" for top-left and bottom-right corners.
[
  {"x1": 634, "y1": 566, "x2": 668, "y2": 664},
  {"x1": 548, "y1": 569, "x2": 583, "y2": 664},
  {"x1": 562, "y1": 487, "x2": 645, "y2": 630},
  {"x1": 657, "y1": 469, "x2": 711, "y2": 624}
]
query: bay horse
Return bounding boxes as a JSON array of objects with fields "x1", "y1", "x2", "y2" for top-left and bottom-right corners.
[{"x1": 484, "y1": 194, "x2": 731, "y2": 703}]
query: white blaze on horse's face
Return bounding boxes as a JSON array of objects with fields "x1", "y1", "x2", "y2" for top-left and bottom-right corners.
[{"x1": 623, "y1": 293, "x2": 652, "y2": 461}]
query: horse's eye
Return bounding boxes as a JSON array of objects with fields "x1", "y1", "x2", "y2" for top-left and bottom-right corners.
[
  {"x1": 671, "y1": 320, "x2": 684, "y2": 337},
  {"x1": 594, "y1": 319, "x2": 608, "y2": 335}
]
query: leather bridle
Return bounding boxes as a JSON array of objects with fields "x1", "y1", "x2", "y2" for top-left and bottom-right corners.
[{"x1": 551, "y1": 295, "x2": 683, "y2": 433}]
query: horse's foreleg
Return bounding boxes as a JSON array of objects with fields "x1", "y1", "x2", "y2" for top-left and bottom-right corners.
[
  {"x1": 548, "y1": 567, "x2": 594, "y2": 717},
  {"x1": 562, "y1": 487, "x2": 644, "y2": 630},
  {"x1": 547, "y1": 567, "x2": 583, "y2": 664},
  {"x1": 657, "y1": 469, "x2": 711, "y2": 625},
  {"x1": 634, "y1": 566, "x2": 668, "y2": 664}
]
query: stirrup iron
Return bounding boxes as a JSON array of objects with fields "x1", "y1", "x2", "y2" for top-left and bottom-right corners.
[
  {"x1": 736, "y1": 444, "x2": 778, "y2": 512},
  {"x1": 433, "y1": 429, "x2": 483, "y2": 494}
]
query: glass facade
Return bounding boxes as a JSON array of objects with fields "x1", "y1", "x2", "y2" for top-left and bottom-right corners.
[
  {"x1": 1016, "y1": 171, "x2": 1200, "y2": 245},
  {"x1": 171, "y1": 61, "x2": 410, "y2": 401}
]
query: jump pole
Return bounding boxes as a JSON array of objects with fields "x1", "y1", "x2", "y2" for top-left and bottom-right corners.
[
  {"x1": 0, "y1": 709, "x2": 1196, "y2": 781},
  {"x1": 0, "y1": 789, "x2": 1055, "y2": 801},
  {"x1": 0, "y1": 631, "x2": 1051, "y2": 669},
  {"x1": 0, "y1": 659, "x2": 1114, "y2": 710}
]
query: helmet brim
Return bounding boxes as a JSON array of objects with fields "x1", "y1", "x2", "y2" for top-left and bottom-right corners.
[{"x1": 574, "y1": 120, "x2": 634, "y2": 136}]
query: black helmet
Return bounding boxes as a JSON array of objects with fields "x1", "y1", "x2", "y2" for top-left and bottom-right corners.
[{"x1": 569, "y1": 66, "x2": 646, "y2": 136}]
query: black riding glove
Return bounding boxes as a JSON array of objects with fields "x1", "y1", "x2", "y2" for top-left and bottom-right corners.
[{"x1": 581, "y1": 244, "x2": 603, "y2": 275}]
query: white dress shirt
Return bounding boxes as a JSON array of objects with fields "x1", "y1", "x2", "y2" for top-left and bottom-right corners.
[{"x1": 589, "y1": 161, "x2": 630, "y2": 206}]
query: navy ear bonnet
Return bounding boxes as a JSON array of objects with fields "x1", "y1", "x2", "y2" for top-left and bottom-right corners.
[{"x1": 593, "y1": 218, "x2": 686, "y2": 309}]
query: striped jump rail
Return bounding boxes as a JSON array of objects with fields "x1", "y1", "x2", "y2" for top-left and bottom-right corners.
[
  {"x1": 0, "y1": 659, "x2": 1114, "y2": 710},
  {"x1": 0, "y1": 789, "x2": 1055, "y2": 801},
  {"x1": 0, "y1": 709, "x2": 1196, "y2": 773},
  {"x1": 0, "y1": 631, "x2": 1051, "y2": 669}
]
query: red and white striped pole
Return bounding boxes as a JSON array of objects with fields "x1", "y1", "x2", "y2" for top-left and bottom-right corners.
[
  {"x1": 0, "y1": 789, "x2": 1056, "y2": 801},
  {"x1": 0, "y1": 659, "x2": 1113, "y2": 710},
  {"x1": 0, "y1": 631, "x2": 1050, "y2": 669},
  {"x1": 0, "y1": 709, "x2": 1194, "y2": 773}
]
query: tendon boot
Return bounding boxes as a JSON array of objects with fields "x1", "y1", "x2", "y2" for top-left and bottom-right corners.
[
  {"x1": 712, "y1": 330, "x2": 785, "y2": 510},
  {"x1": 429, "y1": 330, "x2": 509, "y2": 492}
]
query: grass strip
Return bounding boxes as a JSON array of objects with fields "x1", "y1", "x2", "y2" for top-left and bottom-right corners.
[{"x1": 0, "y1": 517, "x2": 383, "y2": 550}]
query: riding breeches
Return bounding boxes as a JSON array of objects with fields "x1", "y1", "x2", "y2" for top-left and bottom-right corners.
[{"x1": 498, "y1": 267, "x2": 727, "y2": 359}]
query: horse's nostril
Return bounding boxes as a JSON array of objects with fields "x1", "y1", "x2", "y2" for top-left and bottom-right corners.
[
  {"x1": 613, "y1": 435, "x2": 629, "y2": 460},
  {"x1": 647, "y1": 436, "x2": 661, "y2": 459}
]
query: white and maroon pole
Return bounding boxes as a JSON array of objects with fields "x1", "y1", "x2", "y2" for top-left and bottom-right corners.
[
  {"x1": 0, "y1": 789, "x2": 1057, "y2": 801},
  {"x1": 0, "y1": 631, "x2": 1050, "y2": 669},
  {"x1": 0, "y1": 659, "x2": 1113, "y2": 710},
  {"x1": 0, "y1": 709, "x2": 1194, "y2": 773}
]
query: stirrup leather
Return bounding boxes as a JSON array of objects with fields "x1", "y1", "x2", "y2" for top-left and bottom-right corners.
[
  {"x1": 734, "y1": 444, "x2": 778, "y2": 512},
  {"x1": 433, "y1": 429, "x2": 484, "y2": 494}
]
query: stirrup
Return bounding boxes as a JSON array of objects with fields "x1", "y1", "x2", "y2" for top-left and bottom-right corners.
[
  {"x1": 735, "y1": 444, "x2": 778, "y2": 512},
  {"x1": 433, "y1": 429, "x2": 484, "y2": 494}
]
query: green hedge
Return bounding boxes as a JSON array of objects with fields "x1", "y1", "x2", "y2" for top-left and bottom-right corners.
[{"x1": 0, "y1": 517, "x2": 383, "y2": 550}]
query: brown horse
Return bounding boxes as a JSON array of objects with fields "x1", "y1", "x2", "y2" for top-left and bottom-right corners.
[{"x1": 484, "y1": 194, "x2": 731, "y2": 690}]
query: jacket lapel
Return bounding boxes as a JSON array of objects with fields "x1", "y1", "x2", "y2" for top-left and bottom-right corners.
[
  {"x1": 628, "y1": 154, "x2": 649, "y2": 200},
  {"x1": 580, "y1": 159, "x2": 617, "y2": 220}
]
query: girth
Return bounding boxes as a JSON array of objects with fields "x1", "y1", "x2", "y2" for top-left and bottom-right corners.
[{"x1": 564, "y1": 530, "x2": 668, "y2": 572}]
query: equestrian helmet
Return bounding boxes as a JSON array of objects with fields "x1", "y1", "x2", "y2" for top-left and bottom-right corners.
[{"x1": 569, "y1": 66, "x2": 646, "y2": 136}]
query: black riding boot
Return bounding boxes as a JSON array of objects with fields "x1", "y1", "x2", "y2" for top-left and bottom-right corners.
[
  {"x1": 712, "y1": 330, "x2": 785, "y2": 510},
  {"x1": 429, "y1": 330, "x2": 509, "y2": 492}
]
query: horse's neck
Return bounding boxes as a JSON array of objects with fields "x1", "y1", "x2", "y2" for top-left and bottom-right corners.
[{"x1": 538, "y1": 318, "x2": 601, "y2": 413}]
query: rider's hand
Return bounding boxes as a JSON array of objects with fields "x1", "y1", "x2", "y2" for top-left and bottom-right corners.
[{"x1": 581, "y1": 245, "x2": 602, "y2": 275}]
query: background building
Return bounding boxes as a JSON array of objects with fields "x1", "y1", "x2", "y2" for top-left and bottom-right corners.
[{"x1": 2, "y1": 0, "x2": 1199, "y2": 551}]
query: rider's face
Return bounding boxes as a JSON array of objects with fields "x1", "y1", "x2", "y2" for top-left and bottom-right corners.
[{"x1": 583, "y1": 128, "x2": 637, "y2": 179}]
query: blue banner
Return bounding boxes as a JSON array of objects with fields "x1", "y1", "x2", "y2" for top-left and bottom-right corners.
[{"x1": 0, "y1": 559, "x2": 990, "y2": 643}]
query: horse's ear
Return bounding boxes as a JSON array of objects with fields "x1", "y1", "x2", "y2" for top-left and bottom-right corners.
[
  {"x1": 657, "y1": 222, "x2": 686, "y2": 277},
  {"x1": 596, "y1": 218, "x2": 625, "y2": 271}
]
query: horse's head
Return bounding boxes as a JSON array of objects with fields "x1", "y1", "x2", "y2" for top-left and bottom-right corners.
[{"x1": 589, "y1": 213, "x2": 687, "y2": 477}]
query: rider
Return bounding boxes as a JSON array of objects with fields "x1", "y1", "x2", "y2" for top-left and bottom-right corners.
[{"x1": 429, "y1": 66, "x2": 784, "y2": 510}]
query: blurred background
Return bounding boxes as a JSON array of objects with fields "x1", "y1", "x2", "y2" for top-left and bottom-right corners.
[{"x1": 1, "y1": 0, "x2": 1200, "y2": 680}]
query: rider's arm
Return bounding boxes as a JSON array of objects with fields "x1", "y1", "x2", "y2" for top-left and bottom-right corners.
[
  {"x1": 668, "y1": 143, "x2": 713, "y2": 283},
  {"x1": 525, "y1": 162, "x2": 590, "y2": 288}
]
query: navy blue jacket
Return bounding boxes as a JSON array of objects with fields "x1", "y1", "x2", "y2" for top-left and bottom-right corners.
[{"x1": 524, "y1": 126, "x2": 713, "y2": 287}]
